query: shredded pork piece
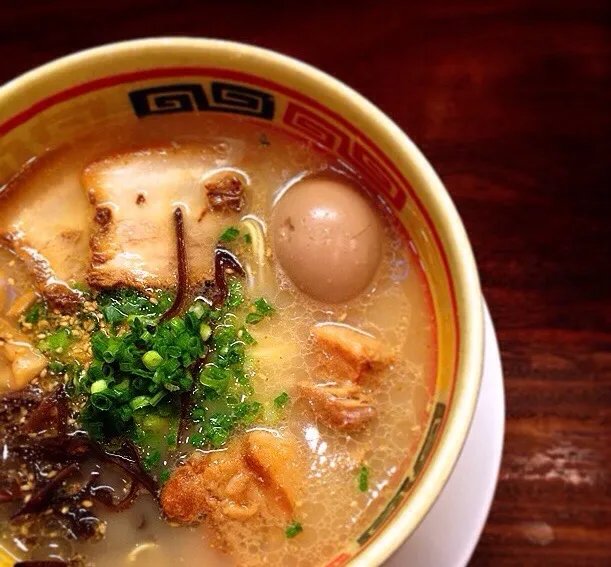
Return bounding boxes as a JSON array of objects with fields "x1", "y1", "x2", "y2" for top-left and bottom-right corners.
[
  {"x1": 204, "y1": 172, "x2": 246, "y2": 212},
  {"x1": 312, "y1": 323, "x2": 393, "y2": 382},
  {"x1": 161, "y1": 430, "x2": 300, "y2": 526},
  {"x1": 298, "y1": 382, "x2": 377, "y2": 432}
]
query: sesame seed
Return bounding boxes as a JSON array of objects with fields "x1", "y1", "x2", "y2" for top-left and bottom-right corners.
[
  {"x1": 82, "y1": 499, "x2": 93, "y2": 508},
  {"x1": 7, "y1": 277, "x2": 15, "y2": 285}
]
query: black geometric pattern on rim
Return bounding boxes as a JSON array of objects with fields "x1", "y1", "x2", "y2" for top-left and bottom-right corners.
[
  {"x1": 128, "y1": 84, "x2": 208, "y2": 117},
  {"x1": 210, "y1": 82, "x2": 275, "y2": 119}
]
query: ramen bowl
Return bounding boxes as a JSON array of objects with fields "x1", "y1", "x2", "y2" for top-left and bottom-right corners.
[{"x1": 0, "y1": 38, "x2": 483, "y2": 566}]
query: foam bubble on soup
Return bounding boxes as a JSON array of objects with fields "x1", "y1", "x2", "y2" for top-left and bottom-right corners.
[{"x1": 0, "y1": 114, "x2": 436, "y2": 567}]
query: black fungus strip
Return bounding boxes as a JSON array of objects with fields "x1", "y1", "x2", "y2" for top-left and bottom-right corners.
[
  {"x1": 214, "y1": 247, "x2": 245, "y2": 306},
  {"x1": 162, "y1": 207, "x2": 188, "y2": 322},
  {"x1": 90, "y1": 440, "x2": 158, "y2": 497},
  {"x1": 12, "y1": 463, "x2": 79, "y2": 518},
  {"x1": 111, "y1": 479, "x2": 141, "y2": 512},
  {"x1": 0, "y1": 481, "x2": 20, "y2": 503},
  {"x1": 24, "y1": 385, "x2": 68, "y2": 435}
]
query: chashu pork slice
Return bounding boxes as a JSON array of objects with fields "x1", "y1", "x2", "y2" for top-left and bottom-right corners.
[
  {"x1": 0, "y1": 153, "x2": 90, "y2": 309},
  {"x1": 83, "y1": 146, "x2": 241, "y2": 290}
]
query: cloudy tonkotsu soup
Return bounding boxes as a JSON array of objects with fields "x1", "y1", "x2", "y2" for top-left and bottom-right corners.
[{"x1": 0, "y1": 114, "x2": 436, "y2": 567}]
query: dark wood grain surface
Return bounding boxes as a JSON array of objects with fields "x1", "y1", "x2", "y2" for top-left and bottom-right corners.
[{"x1": 1, "y1": 1, "x2": 609, "y2": 565}]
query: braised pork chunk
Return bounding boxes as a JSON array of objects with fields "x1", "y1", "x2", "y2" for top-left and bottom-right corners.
[{"x1": 83, "y1": 147, "x2": 241, "y2": 290}]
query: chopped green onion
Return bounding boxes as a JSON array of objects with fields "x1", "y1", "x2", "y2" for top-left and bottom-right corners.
[
  {"x1": 24, "y1": 300, "x2": 47, "y2": 324},
  {"x1": 130, "y1": 396, "x2": 152, "y2": 411},
  {"x1": 38, "y1": 328, "x2": 72, "y2": 354},
  {"x1": 219, "y1": 226, "x2": 240, "y2": 242},
  {"x1": 190, "y1": 432, "x2": 205, "y2": 447},
  {"x1": 191, "y1": 408, "x2": 205, "y2": 421},
  {"x1": 79, "y1": 312, "x2": 100, "y2": 332},
  {"x1": 209, "y1": 428, "x2": 229, "y2": 448},
  {"x1": 253, "y1": 297, "x2": 274, "y2": 315},
  {"x1": 358, "y1": 465, "x2": 369, "y2": 492},
  {"x1": 90, "y1": 379, "x2": 108, "y2": 394},
  {"x1": 143, "y1": 450, "x2": 161, "y2": 471},
  {"x1": 189, "y1": 300, "x2": 209, "y2": 320},
  {"x1": 91, "y1": 394, "x2": 112, "y2": 411},
  {"x1": 159, "y1": 469, "x2": 170, "y2": 484},
  {"x1": 243, "y1": 233, "x2": 252, "y2": 244},
  {"x1": 48, "y1": 360, "x2": 66, "y2": 375},
  {"x1": 274, "y1": 392, "x2": 290, "y2": 408},
  {"x1": 199, "y1": 323, "x2": 212, "y2": 342},
  {"x1": 246, "y1": 297, "x2": 274, "y2": 325},
  {"x1": 142, "y1": 350, "x2": 163, "y2": 370},
  {"x1": 199, "y1": 366, "x2": 231, "y2": 393},
  {"x1": 285, "y1": 521, "x2": 303, "y2": 539},
  {"x1": 225, "y1": 279, "x2": 244, "y2": 309},
  {"x1": 149, "y1": 391, "x2": 166, "y2": 407},
  {"x1": 117, "y1": 405, "x2": 132, "y2": 422},
  {"x1": 245, "y1": 312, "x2": 263, "y2": 325},
  {"x1": 239, "y1": 327, "x2": 256, "y2": 345}
]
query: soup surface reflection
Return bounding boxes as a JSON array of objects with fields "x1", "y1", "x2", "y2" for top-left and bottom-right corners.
[{"x1": 0, "y1": 115, "x2": 436, "y2": 567}]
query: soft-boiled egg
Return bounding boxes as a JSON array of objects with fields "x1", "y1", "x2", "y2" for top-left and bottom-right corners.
[{"x1": 271, "y1": 176, "x2": 382, "y2": 303}]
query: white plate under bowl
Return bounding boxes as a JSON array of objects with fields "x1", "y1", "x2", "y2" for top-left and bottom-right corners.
[{"x1": 385, "y1": 303, "x2": 505, "y2": 567}]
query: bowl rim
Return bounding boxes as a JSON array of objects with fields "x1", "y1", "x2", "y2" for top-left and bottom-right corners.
[{"x1": 0, "y1": 37, "x2": 484, "y2": 567}]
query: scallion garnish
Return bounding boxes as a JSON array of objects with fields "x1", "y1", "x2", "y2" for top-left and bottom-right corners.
[
  {"x1": 142, "y1": 350, "x2": 163, "y2": 370},
  {"x1": 358, "y1": 465, "x2": 369, "y2": 492},
  {"x1": 274, "y1": 392, "x2": 290, "y2": 408},
  {"x1": 285, "y1": 521, "x2": 303, "y2": 539},
  {"x1": 219, "y1": 226, "x2": 240, "y2": 242},
  {"x1": 246, "y1": 297, "x2": 274, "y2": 325}
]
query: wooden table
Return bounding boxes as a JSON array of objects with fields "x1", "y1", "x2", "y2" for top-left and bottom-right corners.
[{"x1": 1, "y1": 1, "x2": 609, "y2": 565}]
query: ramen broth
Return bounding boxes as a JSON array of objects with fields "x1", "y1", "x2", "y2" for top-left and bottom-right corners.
[{"x1": 0, "y1": 115, "x2": 435, "y2": 567}]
